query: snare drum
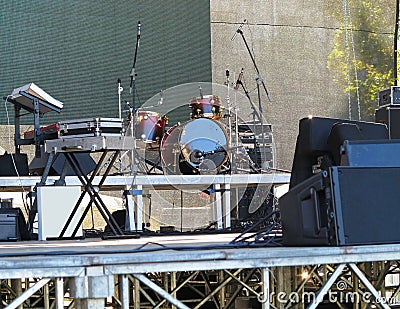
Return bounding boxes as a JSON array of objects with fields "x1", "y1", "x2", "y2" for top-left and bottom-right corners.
[
  {"x1": 135, "y1": 111, "x2": 167, "y2": 143},
  {"x1": 189, "y1": 95, "x2": 222, "y2": 120}
]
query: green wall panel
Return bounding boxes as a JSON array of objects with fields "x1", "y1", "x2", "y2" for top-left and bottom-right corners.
[{"x1": 0, "y1": 0, "x2": 211, "y2": 124}]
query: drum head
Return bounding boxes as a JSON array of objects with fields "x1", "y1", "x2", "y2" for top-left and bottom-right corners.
[{"x1": 160, "y1": 118, "x2": 229, "y2": 174}]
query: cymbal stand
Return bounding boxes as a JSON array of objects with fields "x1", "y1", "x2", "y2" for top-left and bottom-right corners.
[{"x1": 237, "y1": 80, "x2": 262, "y2": 173}]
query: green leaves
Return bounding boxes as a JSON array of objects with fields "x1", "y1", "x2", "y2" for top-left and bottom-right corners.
[{"x1": 326, "y1": 0, "x2": 395, "y2": 119}]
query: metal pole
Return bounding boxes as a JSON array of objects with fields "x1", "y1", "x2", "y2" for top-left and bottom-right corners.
[
  {"x1": 121, "y1": 275, "x2": 130, "y2": 309},
  {"x1": 261, "y1": 268, "x2": 270, "y2": 309},
  {"x1": 6, "y1": 278, "x2": 51, "y2": 309},
  {"x1": 55, "y1": 278, "x2": 64, "y2": 309},
  {"x1": 308, "y1": 264, "x2": 346, "y2": 309}
]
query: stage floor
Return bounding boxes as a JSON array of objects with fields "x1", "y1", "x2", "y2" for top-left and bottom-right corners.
[{"x1": 1, "y1": 233, "x2": 400, "y2": 279}]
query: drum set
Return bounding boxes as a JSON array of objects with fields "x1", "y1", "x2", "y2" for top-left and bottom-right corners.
[
  {"x1": 130, "y1": 94, "x2": 231, "y2": 175},
  {"x1": 123, "y1": 79, "x2": 276, "y2": 177}
]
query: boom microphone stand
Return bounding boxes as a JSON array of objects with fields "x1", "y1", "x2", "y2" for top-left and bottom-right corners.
[
  {"x1": 234, "y1": 22, "x2": 271, "y2": 102},
  {"x1": 233, "y1": 21, "x2": 272, "y2": 171}
]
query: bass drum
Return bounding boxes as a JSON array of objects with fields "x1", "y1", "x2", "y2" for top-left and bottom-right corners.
[{"x1": 160, "y1": 118, "x2": 229, "y2": 175}]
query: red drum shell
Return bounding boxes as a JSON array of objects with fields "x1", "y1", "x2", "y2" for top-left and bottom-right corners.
[
  {"x1": 189, "y1": 95, "x2": 222, "y2": 120},
  {"x1": 135, "y1": 111, "x2": 167, "y2": 143}
]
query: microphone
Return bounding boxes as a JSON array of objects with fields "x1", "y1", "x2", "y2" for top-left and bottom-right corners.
[
  {"x1": 137, "y1": 21, "x2": 141, "y2": 45},
  {"x1": 231, "y1": 19, "x2": 246, "y2": 41},
  {"x1": 234, "y1": 69, "x2": 244, "y2": 90}
]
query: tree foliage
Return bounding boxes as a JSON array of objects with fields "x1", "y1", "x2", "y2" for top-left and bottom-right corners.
[{"x1": 327, "y1": 0, "x2": 396, "y2": 120}]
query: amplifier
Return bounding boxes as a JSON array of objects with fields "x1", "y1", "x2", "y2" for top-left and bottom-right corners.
[
  {"x1": 0, "y1": 209, "x2": 21, "y2": 241},
  {"x1": 378, "y1": 86, "x2": 400, "y2": 106},
  {"x1": 375, "y1": 106, "x2": 400, "y2": 139}
]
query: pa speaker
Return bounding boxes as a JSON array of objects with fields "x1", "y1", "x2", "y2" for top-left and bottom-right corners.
[
  {"x1": 290, "y1": 117, "x2": 388, "y2": 188},
  {"x1": 280, "y1": 172, "x2": 331, "y2": 246},
  {"x1": 280, "y1": 166, "x2": 400, "y2": 246},
  {"x1": 330, "y1": 166, "x2": 400, "y2": 245}
]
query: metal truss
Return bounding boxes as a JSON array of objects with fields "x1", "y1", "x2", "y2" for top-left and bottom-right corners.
[{"x1": 2, "y1": 246, "x2": 400, "y2": 308}]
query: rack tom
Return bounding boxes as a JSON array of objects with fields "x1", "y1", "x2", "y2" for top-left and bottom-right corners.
[
  {"x1": 189, "y1": 95, "x2": 222, "y2": 120},
  {"x1": 135, "y1": 111, "x2": 167, "y2": 143}
]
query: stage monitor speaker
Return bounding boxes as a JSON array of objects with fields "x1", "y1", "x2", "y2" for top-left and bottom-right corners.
[
  {"x1": 375, "y1": 106, "x2": 400, "y2": 139},
  {"x1": 290, "y1": 117, "x2": 388, "y2": 188},
  {"x1": 280, "y1": 172, "x2": 331, "y2": 246},
  {"x1": 281, "y1": 166, "x2": 400, "y2": 246},
  {"x1": 341, "y1": 140, "x2": 400, "y2": 167}
]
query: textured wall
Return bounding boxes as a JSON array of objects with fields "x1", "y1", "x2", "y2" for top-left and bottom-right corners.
[{"x1": 210, "y1": 1, "x2": 348, "y2": 170}]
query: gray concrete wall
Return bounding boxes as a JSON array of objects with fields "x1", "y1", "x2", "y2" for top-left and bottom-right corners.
[{"x1": 210, "y1": 1, "x2": 347, "y2": 170}]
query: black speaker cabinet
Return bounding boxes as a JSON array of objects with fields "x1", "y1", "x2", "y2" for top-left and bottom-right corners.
[
  {"x1": 331, "y1": 166, "x2": 400, "y2": 245},
  {"x1": 280, "y1": 173, "x2": 330, "y2": 246},
  {"x1": 0, "y1": 153, "x2": 29, "y2": 176},
  {"x1": 281, "y1": 166, "x2": 400, "y2": 246},
  {"x1": 375, "y1": 106, "x2": 400, "y2": 139}
]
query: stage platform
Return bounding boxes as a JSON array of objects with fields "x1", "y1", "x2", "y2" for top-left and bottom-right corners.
[
  {"x1": 1, "y1": 233, "x2": 400, "y2": 277},
  {"x1": 1, "y1": 172, "x2": 398, "y2": 309},
  {"x1": 1, "y1": 233, "x2": 400, "y2": 308},
  {"x1": 0, "y1": 173, "x2": 291, "y2": 192}
]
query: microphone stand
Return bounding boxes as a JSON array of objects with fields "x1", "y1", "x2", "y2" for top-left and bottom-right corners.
[
  {"x1": 236, "y1": 25, "x2": 271, "y2": 171},
  {"x1": 129, "y1": 21, "x2": 141, "y2": 176},
  {"x1": 130, "y1": 21, "x2": 141, "y2": 116},
  {"x1": 117, "y1": 78, "x2": 123, "y2": 119},
  {"x1": 236, "y1": 27, "x2": 271, "y2": 102}
]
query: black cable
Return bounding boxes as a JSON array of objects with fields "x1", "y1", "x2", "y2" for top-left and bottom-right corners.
[
  {"x1": 213, "y1": 21, "x2": 393, "y2": 35},
  {"x1": 230, "y1": 210, "x2": 279, "y2": 244}
]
